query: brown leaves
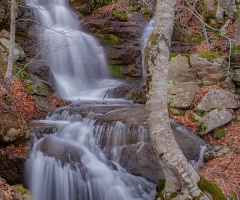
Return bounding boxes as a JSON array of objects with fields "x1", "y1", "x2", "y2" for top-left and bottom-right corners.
[
  {"x1": 46, "y1": 93, "x2": 68, "y2": 108},
  {"x1": 8, "y1": 79, "x2": 41, "y2": 122}
]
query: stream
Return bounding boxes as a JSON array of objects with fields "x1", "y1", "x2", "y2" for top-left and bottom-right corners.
[{"x1": 25, "y1": 0, "x2": 206, "y2": 199}]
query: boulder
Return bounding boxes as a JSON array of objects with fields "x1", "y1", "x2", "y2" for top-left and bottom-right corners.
[
  {"x1": 197, "y1": 108, "x2": 233, "y2": 135},
  {"x1": 119, "y1": 143, "x2": 165, "y2": 183},
  {"x1": 190, "y1": 54, "x2": 225, "y2": 85},
  {"x1": 231, "y1": 49, "x2": 240, "y2": 67},
  {"x1": 233, "y1": 69, "x2": 240, "y2": 87},
  {"x1": 216, "y1": 0, "x2": 237, "y2": 20},
  {"x1": 220, "y1": 77, "x2": 236, "y2": 93},
  {"x1": 204, "y1": 145, "x2": 231, "y2": 162},
  {"x1": 0, "y1": 38, "x2": 26, "y2": 61},
  {"x1": 0, "y1": 106, "x2": 30, "y2": 144},
  {"x1": 195, "y1": 89, "x2": 240, "y2": 112},
  {"x1": 168, "y1": 55, "x2": 199, "y2": 85},
  {"x1": 27, "y1": 62, "x2": 55, "y2": 89},
  {"x1": 168, "y1": 82, "x2": 200, "y2": 109}
]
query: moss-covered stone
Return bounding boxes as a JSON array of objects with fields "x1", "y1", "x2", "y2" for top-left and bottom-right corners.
[
  {"x1": 112, "y1": 10, "x2": 128, "y2": 21},
  {"x1": 103, "y1": 34, "x2": 119, "y2": 45},
  {"x1": 108, "y1": 65, "x2": 123, "y2": 78},
  {"x1": 214, "y1": 128, "x2": 225, "y2": 140},
  {"x1": 196, "y1": 51, "x2": 220, "y2": 60},
  {"x1": 198, "y1": 175, "x2": 227, "y2": 200}
]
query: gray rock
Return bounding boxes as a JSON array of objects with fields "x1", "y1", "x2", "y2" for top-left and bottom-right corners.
[
  {"x1": 168, "y1": 55, "x2": 199, "y2": 85},
  {"x1": 0, "y1": 38, "x2": 26, "y2": 61},
  {"x1": 168, "y1": 82, "x2": 200, "y2": 109},
  {"x1": 216, "y1": 0, "x2": 237, "y2": 20},
  {"x1": 231, "y1": 49, "x2": 240, "y2": 66},
  {"x1": 204, "y1": 145, "x2": 231, "y2": 161},
  {"x1": 220, "y1": 77, "x2": 236, "y2": 93},
  {"x1": 190, "y1": 54, "x2": 225, "y2": 85},
  {"x1": 197, "y1": 108, "x2": 233, "y2": 135},
  {"x1": 195, "y1": 89, "x2": 240, "y2": 112},
  {"x1": 233, "y1": 69, "x2": 240, "y2": 87},
  {"x1": 0, "y1": 106, "x2": 30, "y2": 143}
]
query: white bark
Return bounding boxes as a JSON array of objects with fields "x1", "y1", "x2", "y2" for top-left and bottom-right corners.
[
  {"x1": 145, "y1": 0, "x2": 202, "y2": 198},
  {"x1": 4, "y1": 0, "x2": 16, "y2": 83}
]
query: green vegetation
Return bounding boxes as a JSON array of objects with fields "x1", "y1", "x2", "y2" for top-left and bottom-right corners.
[
  {"x1": 129, "y1": 5, "x2": 138, "y2": 12},
  {"x1": 26, "y1": 85, "x2": 33, "y2": 93},
  {"x1": 232, "y1": 116, "x2": 239, "y2": 122},
  {"x1": 196, "y1": 51, "x2": 220, "y2": 60},
  {"x1": 190, "y1": 114, "x2": 199, "y2": 122},
  {"x1": 109, "y1": 65, "x2": 123, "y2": 78},
  {"x1": 155, "y1": 179, "x2": 166, "y2": 199},
  {"x1": 197, "y1": 122, "x2": 207, "y2": 133},
  {"x1": 214, "y1": 128, "x2": 225, "y2": 140},
  {"x1": 112, "y1": 10, "x2": 128, "y2": 21},
  {"x1": 197, "y1": 175, "x2": 227, "y2": 200},
  {"x1": 231, "y1": 44, "x2": 240, "y2": 54},
  {"x1": 169, "y1": 52, "x2": 190, "y2": 61},
  {"x1": 141, "y1": 8, "x2": 152, "y2": 20},
  {"x1": 0, "y1": 42, "x2": 8, "y2": 53},
  {"x1": 103, "y1": 34, "x2": 119, "y2": 45},
  {"x1": 14, "y1": 184, "x2": 31, "y2": 195}
]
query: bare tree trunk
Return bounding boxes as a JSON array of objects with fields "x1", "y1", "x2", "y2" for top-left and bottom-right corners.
[
  {"x1": 4, "y1": 0, "x2": 16, "y2": 84},
  {"x1": 145, "y1": 0, "x2": 203, "y2": 198}
]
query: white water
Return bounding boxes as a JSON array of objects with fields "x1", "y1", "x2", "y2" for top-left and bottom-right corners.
[
  {"x1": 26, "y1": 111, "x2": 155, "y2": 200},
  {"x1": 26, "y1": 0, "x2": 121, "y2": 100},
  {"x1": 141, "y1": 14, "x2": 156, "y2": 84}
]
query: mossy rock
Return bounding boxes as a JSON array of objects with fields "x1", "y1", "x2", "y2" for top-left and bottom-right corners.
[
  {"x1": 168, "y1": 107, "x2": 185, "y2": 116},
  {"x1": 108, "y1": 65, "x2": 123, "y2": 78},
  {"x1": 196, "y1": 51, "x2": 220, "y2": 60},
  {"x1": 214, "y1": 128, "x2": 225, "y2": 140},
  {"x1": 141, "y1": 7, "x2": 152, "y2": 20},
  {"x1": 198, "y1": 175, "x2": 227, "y2": 200},
  {"x1": 111, "y1": 10, "x2": 128, "y2": 22},
  {"x1": 103, "y1": 34, "x2": 119, "y2": 45}
]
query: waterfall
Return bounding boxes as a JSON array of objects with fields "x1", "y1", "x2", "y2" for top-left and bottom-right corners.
[
  {"x1": 141, "y1": 14, "x2": 156, "y2": 84},
  {"x1": 26, "y1": 0, "x2": 120, "y2": 100},
  {"x1": 26, "y1": 111, "x2": 155, "y2": 200}
]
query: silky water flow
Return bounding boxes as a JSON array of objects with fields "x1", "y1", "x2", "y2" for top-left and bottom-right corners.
[{"x1": 25, "y1": 0, "x2": 156, "y2": 199}]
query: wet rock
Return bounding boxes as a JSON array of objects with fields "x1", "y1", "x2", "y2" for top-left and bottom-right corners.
[
  {"x1": 168, "y1": 82, "x2": 200, "y2": 109},
  {"x1": 38, "y1": 136, "x2": 84, "y2": 164},
  {"x1": 0, "y1": 38, "x2": 26, "y2": 61},
  {"x1": 119, "y1": 143, "x2": 165, "y2": 183},
  {"x1": 190, "y1": 54, "x2": 225, "y2": 85},
  {"x1": 0, "y1": 106, "x2": 30, "y2": 144},
  {"x1": 195, "y1": 89, "x2": 240, "y2": 112},
  {"x1": 204, "y1": 145, "x2": 231, "y2": 162},
  {"x1": 197, "y1": 108, "x2": 233, "y2": 135},
  {"x1": 168, "y1": 55, "x2": 199, "y2": 85},
  {"x1": 28, "y1": 62, "x2": 55, "y2": 88}
]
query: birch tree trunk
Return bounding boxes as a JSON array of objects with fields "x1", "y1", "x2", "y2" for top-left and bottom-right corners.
[
  {"x1": 145, "y1": 0, "x2": 203, "y2": 198},
  {"x1": 4, "y1": 0, "x2": 16, "y2": 84}
]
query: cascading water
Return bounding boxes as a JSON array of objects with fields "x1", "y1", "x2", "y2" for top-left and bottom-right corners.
[
  {"x1": 141, "y1": 14, "x2": 156, "y2": 84},
  {"x1": 26, "y1": 0, "x2": 120, "y2": 100},
  {"x1": 26, "y1": 110, "x2": 155, "y2": 200},
  {"x1": 25, "y1": 1, "x2": 157, "y2": 199}
]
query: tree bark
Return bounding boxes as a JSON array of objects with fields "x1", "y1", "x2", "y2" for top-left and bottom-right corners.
[
  {"x1": 4, "y1": 0, "x2": 16, "y2": 84},
  {"x1": 145, "y1": 0, "x2": 203, "y2": 198}
]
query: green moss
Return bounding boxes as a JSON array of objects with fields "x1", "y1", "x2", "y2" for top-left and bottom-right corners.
[
  {"x1": 198, "y1": 175, "x2": 227, "y2": 200},
  {"x1": 196, "y1": 51, "x2": 220, "y2": 60},
  {"x1": 103, "y1": 34, "x2": 119, "y2": 45},
  {"x1": 197, "y1": 122, "x2": 207, "y2": 133},
  {"x1": 26, "y1": 85, "x2": 33, "y2": 93},
  {"x1": 108, "y1": 65, "x2": 123, "y2": 78},
  {"x1": 231, "y1": 44, "x2": 240, "y2": 54},
  {"x1": 14, "y1": 184, "x2": 31, "y2": 195},
  {"x1": 190, "y1": 114, "x2": 199, "y2": 122},
  {"x1": 233, "y1": 116, "x2": 239, "y2": 122},
  {"x1": 214, "y1": 128, "x2": 225, "y2": 140},
  {"x1": 112, "y1": 10, "x2": 128, "y2": 21},
  {"x1": 202, "y1": 110, "x2": 211, "y2": 117},
  {"x1": 0, "y1": 42, "x2": 8, "y2": 53},
  {"x1": 129, "y1": 5, "x2": 138, "y2": 11},
  {"x1": 156, "y1": 179, "x2": 166, "y2": 199}
]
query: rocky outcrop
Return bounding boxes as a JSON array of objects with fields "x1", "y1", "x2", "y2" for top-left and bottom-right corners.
[
  {"x1": 168, "y1": 82, "x2": 200, "y2": 109},
  {"x1": 0, "y1": 106, "x2": 30, "y2": 144},
  {"x1": 197, "y1": 108, "x2": 233, "y2": 135},
  {"x1": 204, "y1": 145, "x2": 231, "y2": 161},
  {"x1": 195, "y1": 89, "x2": 240, "y2": 112},
  {"x1": 168, "y1": 55, "x2": 199, "y2": 85},
  {"x1": 190, "y1": 54, "x2": 225, "y2": 85},
  {"x1": 0, "y1": 37, "x2": 26, "y2": 61},
  {"x1": 216, "y1": 0, "x2": 237, "y2": 20}
]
